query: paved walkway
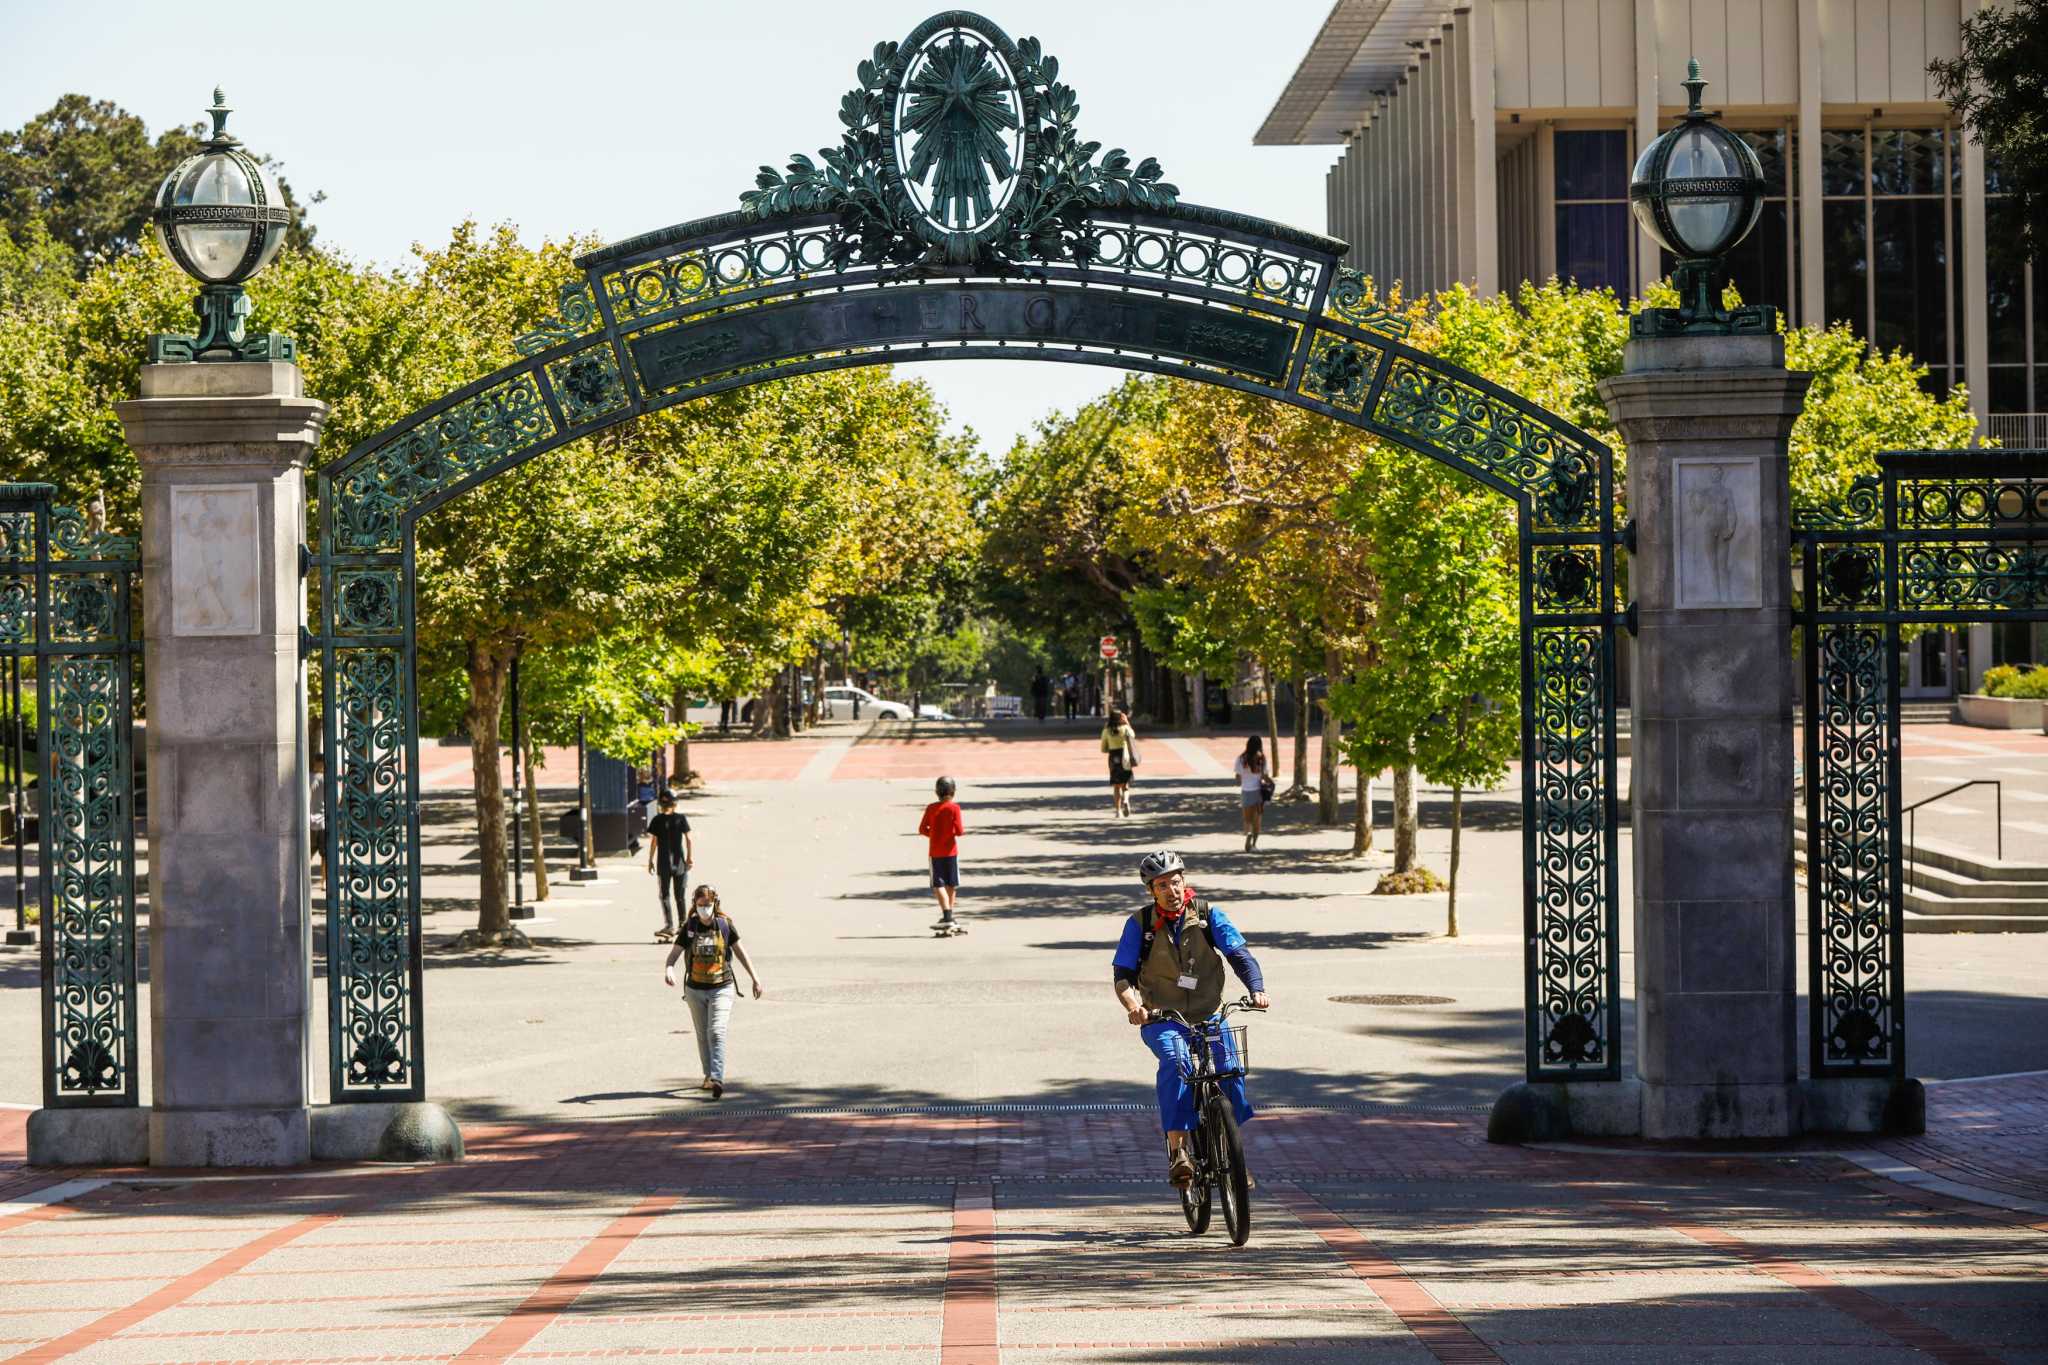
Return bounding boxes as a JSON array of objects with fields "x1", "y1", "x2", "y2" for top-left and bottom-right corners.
[{"x1": 0, "y1": 1079, "x2": 2044, "y2": 1363}]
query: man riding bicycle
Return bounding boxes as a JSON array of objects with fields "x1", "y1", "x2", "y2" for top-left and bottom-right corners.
[{"x1": 1113, "y1": 850, "x2": 1271, "y2": 1190}]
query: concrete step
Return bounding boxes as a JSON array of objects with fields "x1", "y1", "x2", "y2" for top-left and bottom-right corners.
[
  {"x1": 1905, "y1": 886, "x2": 2048, "y2": 918},
  {"x1": 1905, "y1": 908, "x2": 2048, "y2": 932},
  {"x1": 1792, "y1": 819, "x2": 2048, "y2": 883}
]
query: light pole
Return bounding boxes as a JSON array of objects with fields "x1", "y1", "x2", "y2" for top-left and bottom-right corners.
[
  {"x1": 1627, "y1": 60, "x2": 1774, "y2": 337},
  {"x1": 147, "y1": 89, "x2": 296, "y2": 363}
]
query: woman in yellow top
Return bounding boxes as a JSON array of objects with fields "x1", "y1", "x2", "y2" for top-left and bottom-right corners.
[{"x1": 1100, "y1": 708, "x2": 1139, "y2": 817}]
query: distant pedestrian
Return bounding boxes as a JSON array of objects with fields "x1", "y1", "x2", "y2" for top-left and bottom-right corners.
[
  {"x1": 646, "y1": 792, "x2": 694, "y2": 943},
  {"x1": 627, "y1": 769, "x2": 656, "y2": 854},
  {"x1": 1234, "y1": 736, "x2": 1273, "y2": 851},
  {"x1": 719, "y1": 698, "x2": 736, "y2": 733},
  {"x1": 662, "y1": 883, "x2": 763, "y2": 1100},
  {"x1": 1031, "y1": 669, "x2": 1051, "y2": 724},
  {"x1": 920, "y1": 776, "x2": 966, "y2": 933},
  {"x1": 1063, "y1": 674, "x2": 1079, "y2": 720},
  {"x1": 308, "y1": 751, "x2": 327, "y2": 886},
  {"x1": 1101, "y1": 708, "x2": 1139, "y2": 817}
]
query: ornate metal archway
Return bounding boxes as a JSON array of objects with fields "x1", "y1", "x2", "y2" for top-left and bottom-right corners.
[{"x1": 313, "y1": 11, "x2": 1623, "y2": 1102}]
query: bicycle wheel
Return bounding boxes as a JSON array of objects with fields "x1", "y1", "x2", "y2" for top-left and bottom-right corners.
[
  {"x1": 1179, "y1": 1161, "x2": 1212, "y2": 1234},
  {"x1": 1207, "y1": 1094, "x2": 1252, "y2": 1246}
]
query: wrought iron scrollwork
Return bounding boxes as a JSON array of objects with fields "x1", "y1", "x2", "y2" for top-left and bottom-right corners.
[
  {"x1": 1531, "y1": 626, "x2": 1611, "y2": 1071},
  {"x1": 0, "y1": 485, "x2": 141, "y2": 1108},
  {"x1": 1797, "y1": 450, "x2": 2048, "y2": 1079},
  {"x1": 1323, "y1": 268, "x2": 1411, "y2": 340}
]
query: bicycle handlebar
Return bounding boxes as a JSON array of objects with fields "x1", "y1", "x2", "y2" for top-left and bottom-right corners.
[{"x1": 1144, "y1": 997, "x2": 1267, "y2": 1027}]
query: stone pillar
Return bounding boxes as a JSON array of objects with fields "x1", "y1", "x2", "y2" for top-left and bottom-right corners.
[
  {"x1": 1600, "y1": 333, "x2": 1810, "y2": 1140},
  {"x1": 116, "y1": 362, "x2": 325, "y2": 1167}
]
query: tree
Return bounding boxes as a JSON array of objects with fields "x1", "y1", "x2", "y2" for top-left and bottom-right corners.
[
  {"x1": 0, "y1": 94, "x2": 319, "y2": 270},
  {"x1": 1932, "y1": 0, "x2": 2048, "y2": 269}
]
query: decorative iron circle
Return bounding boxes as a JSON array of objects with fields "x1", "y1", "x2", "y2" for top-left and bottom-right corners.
[
  {"x1": 881, "y1": 11, "x2": 1042, "y2": 263},
  {"x1": 1820, "y1": 547, "x2": 1879, "y2": 605},
  {"x1": 1329, "y1": 994, "x2": 1456, "y2": 1006},
  {"x1": 1541, "y1": 550, "x2": 1595, "y2": 607}
]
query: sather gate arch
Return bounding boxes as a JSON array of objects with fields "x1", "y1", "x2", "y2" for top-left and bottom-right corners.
[{"x1": 313, "y1": 11, "x2": 1622, "y2": 1104}]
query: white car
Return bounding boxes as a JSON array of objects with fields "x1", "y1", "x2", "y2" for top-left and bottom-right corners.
[{"x1": 824, "y1": 685, "x2": 912, "y2": 720}]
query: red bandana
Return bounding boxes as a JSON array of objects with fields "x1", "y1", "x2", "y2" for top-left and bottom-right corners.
[{"x1": 1153, "y1": 886, "x2": 1195, "y2": 929}]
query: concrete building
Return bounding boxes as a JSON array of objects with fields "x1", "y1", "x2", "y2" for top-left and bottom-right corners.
[{"x1": 1260, "y1": 0, "x2": 2041, "y2": 695}]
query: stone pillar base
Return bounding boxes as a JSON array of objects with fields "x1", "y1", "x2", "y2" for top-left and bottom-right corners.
[
  {"x1": 1641, "y1": 1081, "x2": 1801, "y2": 1140},
  {"x1": 310, "y1": 1102, "x2": 464, "y2": 1163},
  {"x1": 150, "y1": 1107, "x2": 309, "y2": 1167},
  {"x1": 1487, "y1": 1078, "x2": 1644, "y2": 1143},
  {"x1": 27, "y1": 1107, "x2": 150, "y2": 1166},
  {"x1": 1802, "y1": 1077, "x2": 1925, "y2": 1135}
]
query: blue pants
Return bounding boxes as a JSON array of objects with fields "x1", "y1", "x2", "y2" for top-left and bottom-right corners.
[{"x1": 1141, "y1": 1019, "x2": 1253, "y2": 1134}]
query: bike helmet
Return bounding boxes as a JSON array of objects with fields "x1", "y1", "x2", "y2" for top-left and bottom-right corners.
[{"x1": 1138, "y1": 849, "x2": 1185, "y2": 886}]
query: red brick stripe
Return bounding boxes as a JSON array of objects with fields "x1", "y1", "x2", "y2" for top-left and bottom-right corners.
[
  {"x1": 1277, "y1": 1187, "x2": 1504, "y2": 1364},
  {"x1": 941, "y1": 1183, "x2": 998, "y2": 1365},
  {"x1": 0, "y1": 1201, "x2": 86, "y2": 1235},
  {"x1": 1607, "y1": 1199, "x2": 2007, "y2": 1365},
  {"x1": 453, "y1": 1194, "x2": 679, "y2": 1362},
  {"x1": 12, "y1": 1212, "x2": 338, "y2": 1363}
]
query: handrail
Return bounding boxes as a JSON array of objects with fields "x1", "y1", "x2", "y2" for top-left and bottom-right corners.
[{"x1": 1904, "y1": 780, "x2": 2002, "y2": 877}]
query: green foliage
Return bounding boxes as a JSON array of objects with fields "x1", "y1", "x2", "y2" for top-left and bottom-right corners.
[
  {"x1": 1932, "y1": 0, "x2": 2048, "y2": 269},
  {"x1": 1981, "y1": 664, "x2": 2048, "y2": 699},
  {"x1": 0, "y1": 93, "x2": 319, "y2": 270}
]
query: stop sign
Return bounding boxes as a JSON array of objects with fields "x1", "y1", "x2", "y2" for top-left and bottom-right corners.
[{"x1": 1100, "y1": 643, "x2": 1119, "y2": 660}]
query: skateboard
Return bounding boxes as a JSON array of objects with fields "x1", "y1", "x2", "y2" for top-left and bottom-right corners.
[{"x1": 932, "y1": 920, "x2": 967, "y2": 938}]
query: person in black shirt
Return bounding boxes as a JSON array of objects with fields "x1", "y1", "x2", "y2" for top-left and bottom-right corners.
[{"x1": 646, "y1": 792, "x2": 694, "y2": 943}]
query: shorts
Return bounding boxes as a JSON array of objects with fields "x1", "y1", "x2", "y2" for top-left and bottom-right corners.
[
  {"x1": 930, "y1": 855, "x2": 960, "y2": 888},
  {"x1": 1240, "y1": 789, "x2": 1265, "y2": 809}
]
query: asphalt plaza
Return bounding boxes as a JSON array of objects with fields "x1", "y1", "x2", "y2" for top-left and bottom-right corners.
[{"x1": 1, "y1": 718, "x2": 2044, "y2": 1362}]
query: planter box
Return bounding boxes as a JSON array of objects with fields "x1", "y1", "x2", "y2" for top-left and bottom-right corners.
[{"x1": 1956, "y1": 693, "x2": 2045, "y2": 730}]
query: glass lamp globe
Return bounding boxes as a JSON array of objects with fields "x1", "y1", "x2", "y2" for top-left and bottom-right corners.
[
  {"x1": 151, "y1": 89, "x2": 291, "y2": 287},
  {"x1": 1628, "y1": 61, "x2": 1765, "y2": 265}
]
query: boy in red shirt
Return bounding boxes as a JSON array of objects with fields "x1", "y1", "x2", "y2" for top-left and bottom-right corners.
[{"x1": 918, "y1": 776, "x2": 965, "y2": 934}]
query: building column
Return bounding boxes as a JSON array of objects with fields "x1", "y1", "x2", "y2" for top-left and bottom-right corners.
[
  {"x1": 1796, "y1": 0, "x2": 1826, "y2": 329},
  {"x1": 1960, "y1": 0, "x2": 1991, "y2": 436},
  {"x1": 115, "y1": 362, "x2": 325, "y2": 1167},
  {"x1": 1633, "y1": 0, "x2": 1661, "y2": 296},
  {"x1": 1600, "y1": 332, "x2": 1813, "y2": 1139},
  {"x1": 1469, "y1": 3, "x2": 1499, "y2": 294},
  {"x1": 1536, "y1": 123, "x2": 1558, "y2": 283}
]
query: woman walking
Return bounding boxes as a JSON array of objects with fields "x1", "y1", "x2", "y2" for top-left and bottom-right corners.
[
  {"x1": 1101, "y1": 708, "x2": 1139, "y2": 817},
  {"x1": 1234, "y1": 736, "x2": 1272, "y2": 851},
  {"x1": 662, "y1": 883, "x2": 764, "y2": 1099}
]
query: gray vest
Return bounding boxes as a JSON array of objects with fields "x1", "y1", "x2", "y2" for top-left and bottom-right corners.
[{"x1": 1134, "y1": 903, "x2": 1226, "y2": 1020}]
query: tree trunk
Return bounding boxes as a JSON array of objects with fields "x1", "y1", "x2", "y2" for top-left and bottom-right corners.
[
  {"x1": 1317, "y1": 651, "x2": 1341, "y2": 826},
  {"x1": 1393, "y1": 761, "x2": 1418, "y2": 873},
  {"x1": 1447, "y1": 699, "x2": 1470, "y2": 936},
  {"x1": 670, "y1": 686, "x2": 691, "y2": 785},
  {"x1": 1351, "y1": 756, "x2": 1373, "y2": 854},
  {"x1": 1264, "y1": 666, "x2": 1282, "y2": 779},
  {"x1": 524, "y1": 750, "x2": 550, "y2": 902},
  {"x1": 465, "y1": 641, "x2": 513, "y2": 941},
  {"x1": 1289, "y1": 673, "x2": 1309, "y2": 796},
  {"x1": 772, "y1": 670, "x2": 792, "y2": 737},
  {"x1": 749, "y1": 691, "x2": 772, "y2": 736}
]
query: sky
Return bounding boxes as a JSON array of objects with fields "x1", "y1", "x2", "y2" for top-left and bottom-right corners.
[{"x1": 0, "y1": 0, "x2": 1341, "y2": 454}]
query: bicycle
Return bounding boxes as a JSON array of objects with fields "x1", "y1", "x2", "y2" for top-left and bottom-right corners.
[{"x1": 1146, "y1": 997, "x2": 1264, "y2": 1246}]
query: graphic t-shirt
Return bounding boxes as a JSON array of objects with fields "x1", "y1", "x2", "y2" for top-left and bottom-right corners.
[
  {"x1": 647, "y1": 812, "x2": 691, "y2": 872},
  {"x1": 919, "y1": 800, "x2": 963, "y2": 858},
  {"x1": 679, "y1": 912, "x2": 738, "y2": 989}
]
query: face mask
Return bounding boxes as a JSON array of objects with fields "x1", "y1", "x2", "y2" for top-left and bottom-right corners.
[{"x1": 694, "y1": 904, "x2": 714, "y2": 921}]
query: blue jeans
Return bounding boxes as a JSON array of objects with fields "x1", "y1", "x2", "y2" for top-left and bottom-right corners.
[
  {"x1": 685, "y1": 983, "x2": 734, "y2": 1081},
  {"x1": 1140, "y1": 1018, "x2": 1253, "y2": 1134}
]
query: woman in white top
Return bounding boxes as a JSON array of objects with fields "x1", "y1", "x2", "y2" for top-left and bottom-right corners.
[
  {"x1": 1100, "y1": 708, "x2": 1138, "y2": 817},
  {"x1": 1233, "y1": 736, "x2": 1270, "y2": 851}
]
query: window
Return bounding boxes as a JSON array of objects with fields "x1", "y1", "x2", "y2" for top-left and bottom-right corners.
[
  {"x1": 1817, "y1": 127, "x2": 1961, "y2": 395},
  {"x1": 1985, "y1": 153, "x2": 2038, "y2": 415},
  {"x1": 1553, "y1": 130, "x2": 1631, "y2": 294},
  {"x1": 1721, "y1": 129, "x2": 1794, "y2": 321}
]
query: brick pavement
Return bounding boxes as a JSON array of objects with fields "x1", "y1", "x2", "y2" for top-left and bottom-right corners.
[{"x1": 0, "y1": 1080, "x2": 2043, "y2": 1363}]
